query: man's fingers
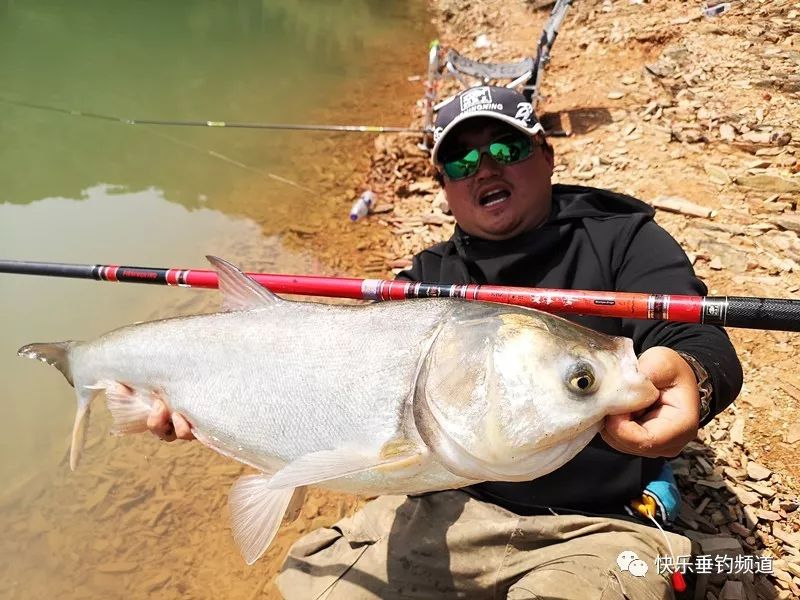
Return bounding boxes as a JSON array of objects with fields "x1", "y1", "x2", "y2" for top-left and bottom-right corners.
[
  {"x1": 602, "y1": 413, "x2": 691, "y2": 458},
  {"x1": 602, "y1": 414, "x2": 655, "y2": 454},
  {"x1": 146, "y1": 399, "x2": 193, "y2": 441},
  {"x1": 172, "y1": 412, "x2": 195, "y2": 440},
  {"x1": 146, "y1": 399, "x2": 172, "y2": 439}
]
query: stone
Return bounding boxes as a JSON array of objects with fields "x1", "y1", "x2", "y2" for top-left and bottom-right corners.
[
  {"x1": 773, "y1": 525, "x2": 800, "y2": 549},
  {"x1": 785, "y1": 423, "x2": 800, "y2": 444},
  {"x1": 719, "y1": 581, "x2": 744, "y2": 600},
  {"x1": 720, "y1": 123, "x2": 736, "y2": 141},
  {"x1": 736, "y1": 175, "x2": 800, "y2": 193},
  {"x1": 705, "y1": 163, "x2": 732, "y2": 185},
  {"x1": 652, "y1": 195, "x2": 715, "y2": 218},
  {"x1": 772, "y1": 214, "x2": 800, "y2": 234},
  {"x1": 730, "y1": 418, "x2": 746, "y2": 445},
  {"x1": 747, "y1": 462, "x2": 773, "y2": 481},
  {"x1": 742, "y1": 481, "x2": 776, "y2": 498},
  {"x1": 730, "y1": 522, "x2": 752, "y2": 537},
  {"x1": 756, "y1": 510, "x2": 782, "y2": 522}
]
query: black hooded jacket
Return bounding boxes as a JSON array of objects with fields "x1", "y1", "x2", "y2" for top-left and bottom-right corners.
[{"x1": 397, "y1": 183, "x2": 743, "y2": 518}]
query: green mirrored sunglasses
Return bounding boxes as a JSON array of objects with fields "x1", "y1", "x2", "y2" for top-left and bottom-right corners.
[{"x1": 441, "y1": 135, "x2": 533, "y2": 180}]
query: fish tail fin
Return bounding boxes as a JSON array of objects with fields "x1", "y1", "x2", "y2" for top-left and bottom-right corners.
[
  {"x1": 18, "y1": 341, "x2": 97, "y2": 470},
  {"x1": 18, "y1": 341, "x2": 77, "y2": 384}
]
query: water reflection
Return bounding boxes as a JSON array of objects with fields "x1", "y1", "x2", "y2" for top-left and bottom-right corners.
[{"x1": 0, "y1": 183, "x2": 315, "y2": 486}]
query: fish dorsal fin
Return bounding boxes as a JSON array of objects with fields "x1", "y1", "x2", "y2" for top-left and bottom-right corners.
[
  {"x1": 206, "y1": 255, "x2": 281, "y2": 311},
  {"x1": 228, "y1": 474, "x2": 296, "y2": 565},
  {"x1": 266, "y1": 441, "x2": 424, "y2": 490}
]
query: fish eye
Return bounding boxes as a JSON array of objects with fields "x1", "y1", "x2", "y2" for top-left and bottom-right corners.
[{"x1": 567, "y1": 363, "x2": 597, "y2": 394}]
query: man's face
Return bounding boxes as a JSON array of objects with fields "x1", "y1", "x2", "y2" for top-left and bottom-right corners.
[{"x1": 439, "y1": 118, "x2": 554, "y2": 241}]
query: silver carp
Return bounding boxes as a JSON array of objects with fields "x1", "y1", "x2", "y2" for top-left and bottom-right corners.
[{"x1": 19, "y1": 256, "x2": 657, "y2": 564}]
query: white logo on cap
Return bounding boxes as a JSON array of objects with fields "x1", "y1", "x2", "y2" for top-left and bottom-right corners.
[
  {"x1": 460, "y1": 87, "x2": 493, "y2": 112},
  {"x1": 515, "y1": 102, "x2": 533, "y2": 124},
  {"x1": 433, "y1": 126, "x2": 444, "y2": 142}
]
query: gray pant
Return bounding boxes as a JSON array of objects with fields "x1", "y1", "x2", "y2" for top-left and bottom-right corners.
[{"x1": 276, "y1": 491, "x2": 693, "y2": 599}]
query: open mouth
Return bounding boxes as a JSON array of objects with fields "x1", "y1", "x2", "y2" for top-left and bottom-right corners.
[{"x1": 479, "y1": 189, "x2": 511, "y2": 207}]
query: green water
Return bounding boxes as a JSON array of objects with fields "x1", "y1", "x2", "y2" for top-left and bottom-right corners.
[
  {"x1": 0, "y1": 0, "x2": 425, "y2": 206},
  {"x1": 0, "y1": 2, "x2": 433, "y2": 595}
]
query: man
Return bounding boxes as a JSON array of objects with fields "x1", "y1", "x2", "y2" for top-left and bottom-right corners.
[{"x1": 150, "y1": 86, "x2": 742, "y2": 599}]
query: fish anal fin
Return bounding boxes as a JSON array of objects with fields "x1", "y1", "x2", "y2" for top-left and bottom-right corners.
[
  {"x1": 229, "y1": 474, "x2": 295, "y2": 565},
  {"x1": 267, "y1": 440, "x2": 424, "y2": 490},
  {"x1": 206, "y1": 255, "x2": 282, "y2": 311}
]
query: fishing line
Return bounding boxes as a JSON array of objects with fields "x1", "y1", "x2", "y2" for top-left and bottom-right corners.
[
  {"x1": 0, "y1": 95, "x2": 426, "y2": 134},
  {"x1": 645, "y1": 513, "x2": 687, "y2": 593},
  {"x1": 143, "y1": 127, "x2": 316, "y2": 194},
  {"x1": 2, "y1": 94, "x2": 317, "y2": 194}
]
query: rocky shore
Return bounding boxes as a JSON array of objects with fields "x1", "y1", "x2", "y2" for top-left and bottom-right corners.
[{"x1": 319, "y1": 1, "x2": 800, "y2": 598}]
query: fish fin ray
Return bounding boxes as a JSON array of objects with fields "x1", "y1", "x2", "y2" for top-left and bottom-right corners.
[
  {"x1": 98, "y1": 380, "x2": 155, "y2": 435},
  {"x1": 206, "y1": 255, "x2": 282, "y2": 311},
  {"x1": 228, "y1": 474, "x2": 294, "y2": 565},
  {"x1": 283, "y1": 486, "x2": 307, "y2": 523},
  {"x1": 267, "y1": 443, "x2": 423, "y2": 490}
]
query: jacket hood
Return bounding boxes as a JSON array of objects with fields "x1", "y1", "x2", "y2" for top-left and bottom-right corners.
[{"x1": 547, "y1": 183, "x2": 654, "y2": 222}]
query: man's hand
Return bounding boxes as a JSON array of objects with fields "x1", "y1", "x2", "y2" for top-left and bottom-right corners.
[
  {"x1": 601, "y1": 346, "x2": 700, "y2": 458},
  {"x1": 146, "y1": 399, "x2": 195, "y2": 441}
]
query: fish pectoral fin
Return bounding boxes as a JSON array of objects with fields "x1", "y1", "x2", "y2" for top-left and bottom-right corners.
[
  {"x1": 93, "y1": 380, "x2": 156, "y2": 436},
  {"x1": 266, "y1": 441, "x2": 424, "y2": 490},
  {"x1": 229, "y1": 474, "x2": 296, "y2": 565},
  {"x1": 206, "y1": 255, "x2": 282, "y2": 311}
]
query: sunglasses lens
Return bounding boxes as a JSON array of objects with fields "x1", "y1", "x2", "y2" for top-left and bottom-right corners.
[
  {"x1": 443, "y1": 149, "x2": 480, "y2": 180},
  {"x1": 489, "y1": 137, "x2": 531, "y2": 164},
  {"x1": 441, "y1": 135, "x2": 533, "y2": 180}
]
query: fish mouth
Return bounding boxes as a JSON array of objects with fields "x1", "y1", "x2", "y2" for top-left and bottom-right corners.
[{"x1": 608, "y1": 338, "x2": 659, "y2": 415}]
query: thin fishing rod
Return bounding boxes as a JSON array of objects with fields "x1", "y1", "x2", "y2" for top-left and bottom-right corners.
[
  {"x1": 0, "y1": 97, "x2": 427, "y2": 134},
  {"x1": 2, "y1": 259, "x2": 800, "y2": 332}
]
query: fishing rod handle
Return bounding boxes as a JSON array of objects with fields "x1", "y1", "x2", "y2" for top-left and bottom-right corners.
[{"x1": 705, "y1": 296, "x2": 800, "y2": 332}]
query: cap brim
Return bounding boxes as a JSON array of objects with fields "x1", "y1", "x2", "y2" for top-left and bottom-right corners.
[{"x1": 431, "y1": 112, "x2": 544, "y2": 166}]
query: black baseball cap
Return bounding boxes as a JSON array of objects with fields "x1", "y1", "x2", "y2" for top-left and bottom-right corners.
[{"x1": 431, "y1": 85, "x2": 543, "y2": 165}]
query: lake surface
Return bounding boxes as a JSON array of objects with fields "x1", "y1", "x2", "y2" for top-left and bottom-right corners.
[{"x1": 0, "y1": 1, "x2": 433, "y2": 597}]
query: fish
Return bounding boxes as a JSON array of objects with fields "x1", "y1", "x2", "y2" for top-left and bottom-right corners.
[{"x1": 18, "y1": 256, "x2": 658, "y2": 564}]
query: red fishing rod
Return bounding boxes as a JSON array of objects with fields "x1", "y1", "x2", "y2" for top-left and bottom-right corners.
[{"x1": 1, "y1": 259, "x2": 799, "y2": 332}]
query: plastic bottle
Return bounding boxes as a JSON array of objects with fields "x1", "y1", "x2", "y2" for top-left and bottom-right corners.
[
  {"x1": 703, "y1": 2, "x2": 731, "y2": 17},
  {"x1": 349, "y1": 191, "x2": 375, "y2": 221}
]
